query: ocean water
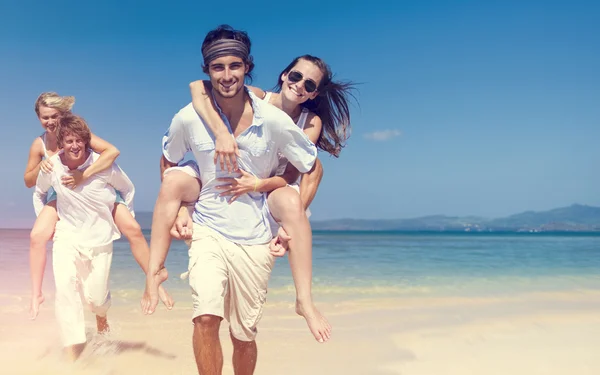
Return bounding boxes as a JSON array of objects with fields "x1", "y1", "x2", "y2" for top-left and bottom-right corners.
[{"x1": 2, "y1": 229, "x2": 600, "y2": 304}]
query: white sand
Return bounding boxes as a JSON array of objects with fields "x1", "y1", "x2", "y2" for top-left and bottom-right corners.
[{"x1": 2, "y1": 290, "x2": 600, "y2": 374}]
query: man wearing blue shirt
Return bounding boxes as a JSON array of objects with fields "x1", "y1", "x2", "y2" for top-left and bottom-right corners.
[{"x1": 143, "y1": 25, "x2": 317, "y2": 375}]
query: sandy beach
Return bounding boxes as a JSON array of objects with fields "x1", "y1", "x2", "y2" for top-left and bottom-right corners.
[{"x1": 2, "y1": 289, "x2": 600, "y2": 375}]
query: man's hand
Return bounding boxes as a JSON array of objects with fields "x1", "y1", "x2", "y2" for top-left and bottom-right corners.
[
  {"x1": 170, "y1": 207, "x2": 193, "y2": 240},
  {"x1": 269, "y1": 227, "x2": 291, "y2": 257}
]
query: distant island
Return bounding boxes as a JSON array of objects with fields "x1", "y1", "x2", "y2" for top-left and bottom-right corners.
[{"x1": 134, "y1": 204, "x2": 600, "y2": 232}]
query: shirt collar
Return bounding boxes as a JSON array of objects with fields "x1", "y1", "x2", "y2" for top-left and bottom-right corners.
[{"x1": 210, "y1": 86, "x2": 265, "y2": 129}]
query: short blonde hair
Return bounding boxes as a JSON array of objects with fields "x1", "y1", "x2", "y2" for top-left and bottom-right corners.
[
  {"x1": 57, "y1": 113, "x2": 91, "y2": 149},
  {"x1": 34, "y1": 92, "x2": 75, "y2": 116}
]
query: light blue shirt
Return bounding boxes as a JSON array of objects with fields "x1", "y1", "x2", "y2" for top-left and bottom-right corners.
[{"x1": 162, "y1": 89, "x2": 317, "y2": 245}]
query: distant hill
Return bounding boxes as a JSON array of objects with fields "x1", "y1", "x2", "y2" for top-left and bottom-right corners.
[
  {"x1": 486, "y1": 204, "x2": 600, "y2": 230},
  {"x1": 310, "y1": 204, "x2": 600, "y2": 232},
  {"x1": 135, "y1": 204, "x2": 600, "y2": 232}
]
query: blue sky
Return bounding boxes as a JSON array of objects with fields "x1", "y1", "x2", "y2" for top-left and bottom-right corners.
[{"x1": 1, "y1": 0, "x2": 599, "y2": 227}]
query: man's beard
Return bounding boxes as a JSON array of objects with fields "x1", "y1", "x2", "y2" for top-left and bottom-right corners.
[{"x1": 213, "y1": 82, "x2": 245, "y2": 99}]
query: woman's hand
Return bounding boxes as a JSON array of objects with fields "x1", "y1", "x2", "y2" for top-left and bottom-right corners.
[
  {"x1": 215, "y1": 169, "x2": 259, "y2": 203},
  {"x1": 61, "y1": 169, "x2": 84, "y2": 189},
  {"x1": 214, "y1": 132, "x2": 240, "y2": 173},
  {"x1": 39, "y1": 159, "x2": 53, "y2": 174}
]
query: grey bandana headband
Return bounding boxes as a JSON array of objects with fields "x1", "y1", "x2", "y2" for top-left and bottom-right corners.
[{"x1": 202, "y1": 39, "x2": 249, "y2": 65}]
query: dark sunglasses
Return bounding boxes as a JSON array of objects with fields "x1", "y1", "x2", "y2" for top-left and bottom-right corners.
[{"x1": 287, "y1": 70, "x2": 318, "y2": 93}]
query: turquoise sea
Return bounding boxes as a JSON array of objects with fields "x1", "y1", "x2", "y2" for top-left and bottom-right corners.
[{"x1": 2, "y1": 229, "x2": 600, "y2": 305}]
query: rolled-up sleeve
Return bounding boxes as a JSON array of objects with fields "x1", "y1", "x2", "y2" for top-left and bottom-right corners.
[
  {"x1": 109, "y1": 164, "x2": 136, "y2": 217},
  {"x1": 162, "y1": 113, "x2": 189, "y2": 164},
  {"x1": 33, "y1": 171, "x2": 51, "y2": 217},
  {"x1": 277, "y1": 116, "x2": 317, "y2": 173}
]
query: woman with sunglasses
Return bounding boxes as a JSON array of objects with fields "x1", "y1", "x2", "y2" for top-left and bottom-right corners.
[{"x1": 165, "y1": 55, "x2": 355, "y2": 343}]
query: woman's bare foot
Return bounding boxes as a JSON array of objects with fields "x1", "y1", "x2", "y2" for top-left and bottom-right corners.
[
  {"x1": 158, "y1": 285, "x2": 174, "y2": 310},
  {"x1": 296, "y1": 299, "x2": 331, "y2": 343},
  {"x1": 141, "y1": 267, "x2": 169, "y2": 315},
  {"x1": 29, "y1": 294, "x2": 45, "y2": 320},
  {"x1": 96, "y1": 315, "x2": 110, "y2": 334}
]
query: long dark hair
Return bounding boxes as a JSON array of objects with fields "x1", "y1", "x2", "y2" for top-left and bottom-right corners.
[{"x1": 275, "y1": 55, "x2": 357, "y2": 157}]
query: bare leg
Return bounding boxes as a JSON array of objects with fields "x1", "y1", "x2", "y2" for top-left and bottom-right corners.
[
  {"x1": 64, "y1": 343, "x2": 86, "y2": 362},
  {"x1": 231, "y1": 332, "x2": 257, "y2": 375},
  {"x1": 96, "y1": 315, "x2": 110, "y2": 334},
  {"x1": 29, "y1": 202, "x2": 57, "y2": 319},
  {"x1": 268, "y1": 187, "x2": 331, "y2": 343},
  {"x1": 143, "y1": 171, "x2": 200, "y2": 314},
  {"x1": 193, "y1": 315, "x2": 223, "y2": 375},
  {"x1": 113, "y1": 205, "x2": 174, "y2": 309}
]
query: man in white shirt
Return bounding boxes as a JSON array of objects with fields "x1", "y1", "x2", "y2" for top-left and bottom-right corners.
[
  {"x1": 143, "y1": 25, "x2": 318, "y2": 375},
  {"x1": 32, "y1": 113, "x2": 135, "y2": 361}
]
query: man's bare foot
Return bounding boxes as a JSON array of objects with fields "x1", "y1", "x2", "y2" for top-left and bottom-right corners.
[
  {"x1": 141, "y1": 267, "x2": 169, "y2": 315},
  {"x1": 64, "y1": 342, "x2": 86, "y2": 361},
  {"x1": 158, "y1": 285, "x2": 174, "y2": 310},
  {"x1": 296, "y1": 299, "x2": 331, "y2": 343},
  {"x1": 29, "y1": 294, "x2": 45, "y2": 320},
  {"x1": 96, "y1": 315, "x2": 110, "y2": 334}
]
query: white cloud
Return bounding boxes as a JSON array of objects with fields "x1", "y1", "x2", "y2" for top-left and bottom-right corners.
[{"x1": 363, "y1": 129, "x2": 402, "y2": 141}]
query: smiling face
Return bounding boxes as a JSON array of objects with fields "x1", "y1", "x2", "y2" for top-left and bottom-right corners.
[
  {"x1": 56, "y1": 113, "x2": 92, "y2": 168},
  {"x1": 37, "y1": 105, "x2": 62, "y2": 134},
  {"x1": 61, "y1": 133, "x2": 88, "y2": 166},
  {"x1": 208, "y1": 55, "x2": 249, "y2": 99},
  {"x1": 280, "y1": 59, "x2": 324, "y2": 105}
]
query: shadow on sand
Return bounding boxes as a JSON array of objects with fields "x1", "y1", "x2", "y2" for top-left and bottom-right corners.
[{"x1": 89, "y1": 339, "x2": 177, "y2": 359}]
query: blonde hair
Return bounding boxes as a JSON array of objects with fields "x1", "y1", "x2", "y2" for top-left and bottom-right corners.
[{"x1": 34, "y1": 92, "x2": 75, "y2": 116}]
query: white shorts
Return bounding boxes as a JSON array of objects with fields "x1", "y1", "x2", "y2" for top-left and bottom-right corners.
[
  {"x1": 187, "y1": 224, "x2": 274, "y2": 341},
  {"x1": 52, "y1": 242, "x2": 113, "y2": 346},
  {"x1": 163, "y1": 160, "x2": 201, "y2": 180}
]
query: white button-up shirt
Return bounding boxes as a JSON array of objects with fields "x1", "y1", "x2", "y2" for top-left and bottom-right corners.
[
  {"x1": 33, "y1": 150, "x2": 135, "y2": 251},
  {"x1": 162, "y1": 89, "x2": 317, "y2": 245}
]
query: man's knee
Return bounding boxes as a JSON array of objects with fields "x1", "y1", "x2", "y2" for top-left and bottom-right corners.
[
  {"x1": 193, "y1": 314, "x2": 222, "y2": 333},
  {"x1": 230, "y1": 331, "x2": 256, "y2": 348}
]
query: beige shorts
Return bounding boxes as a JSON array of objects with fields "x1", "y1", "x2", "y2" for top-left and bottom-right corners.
[{"x1": 187, "y1": 223, "x2": 275, "y2": 341}]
